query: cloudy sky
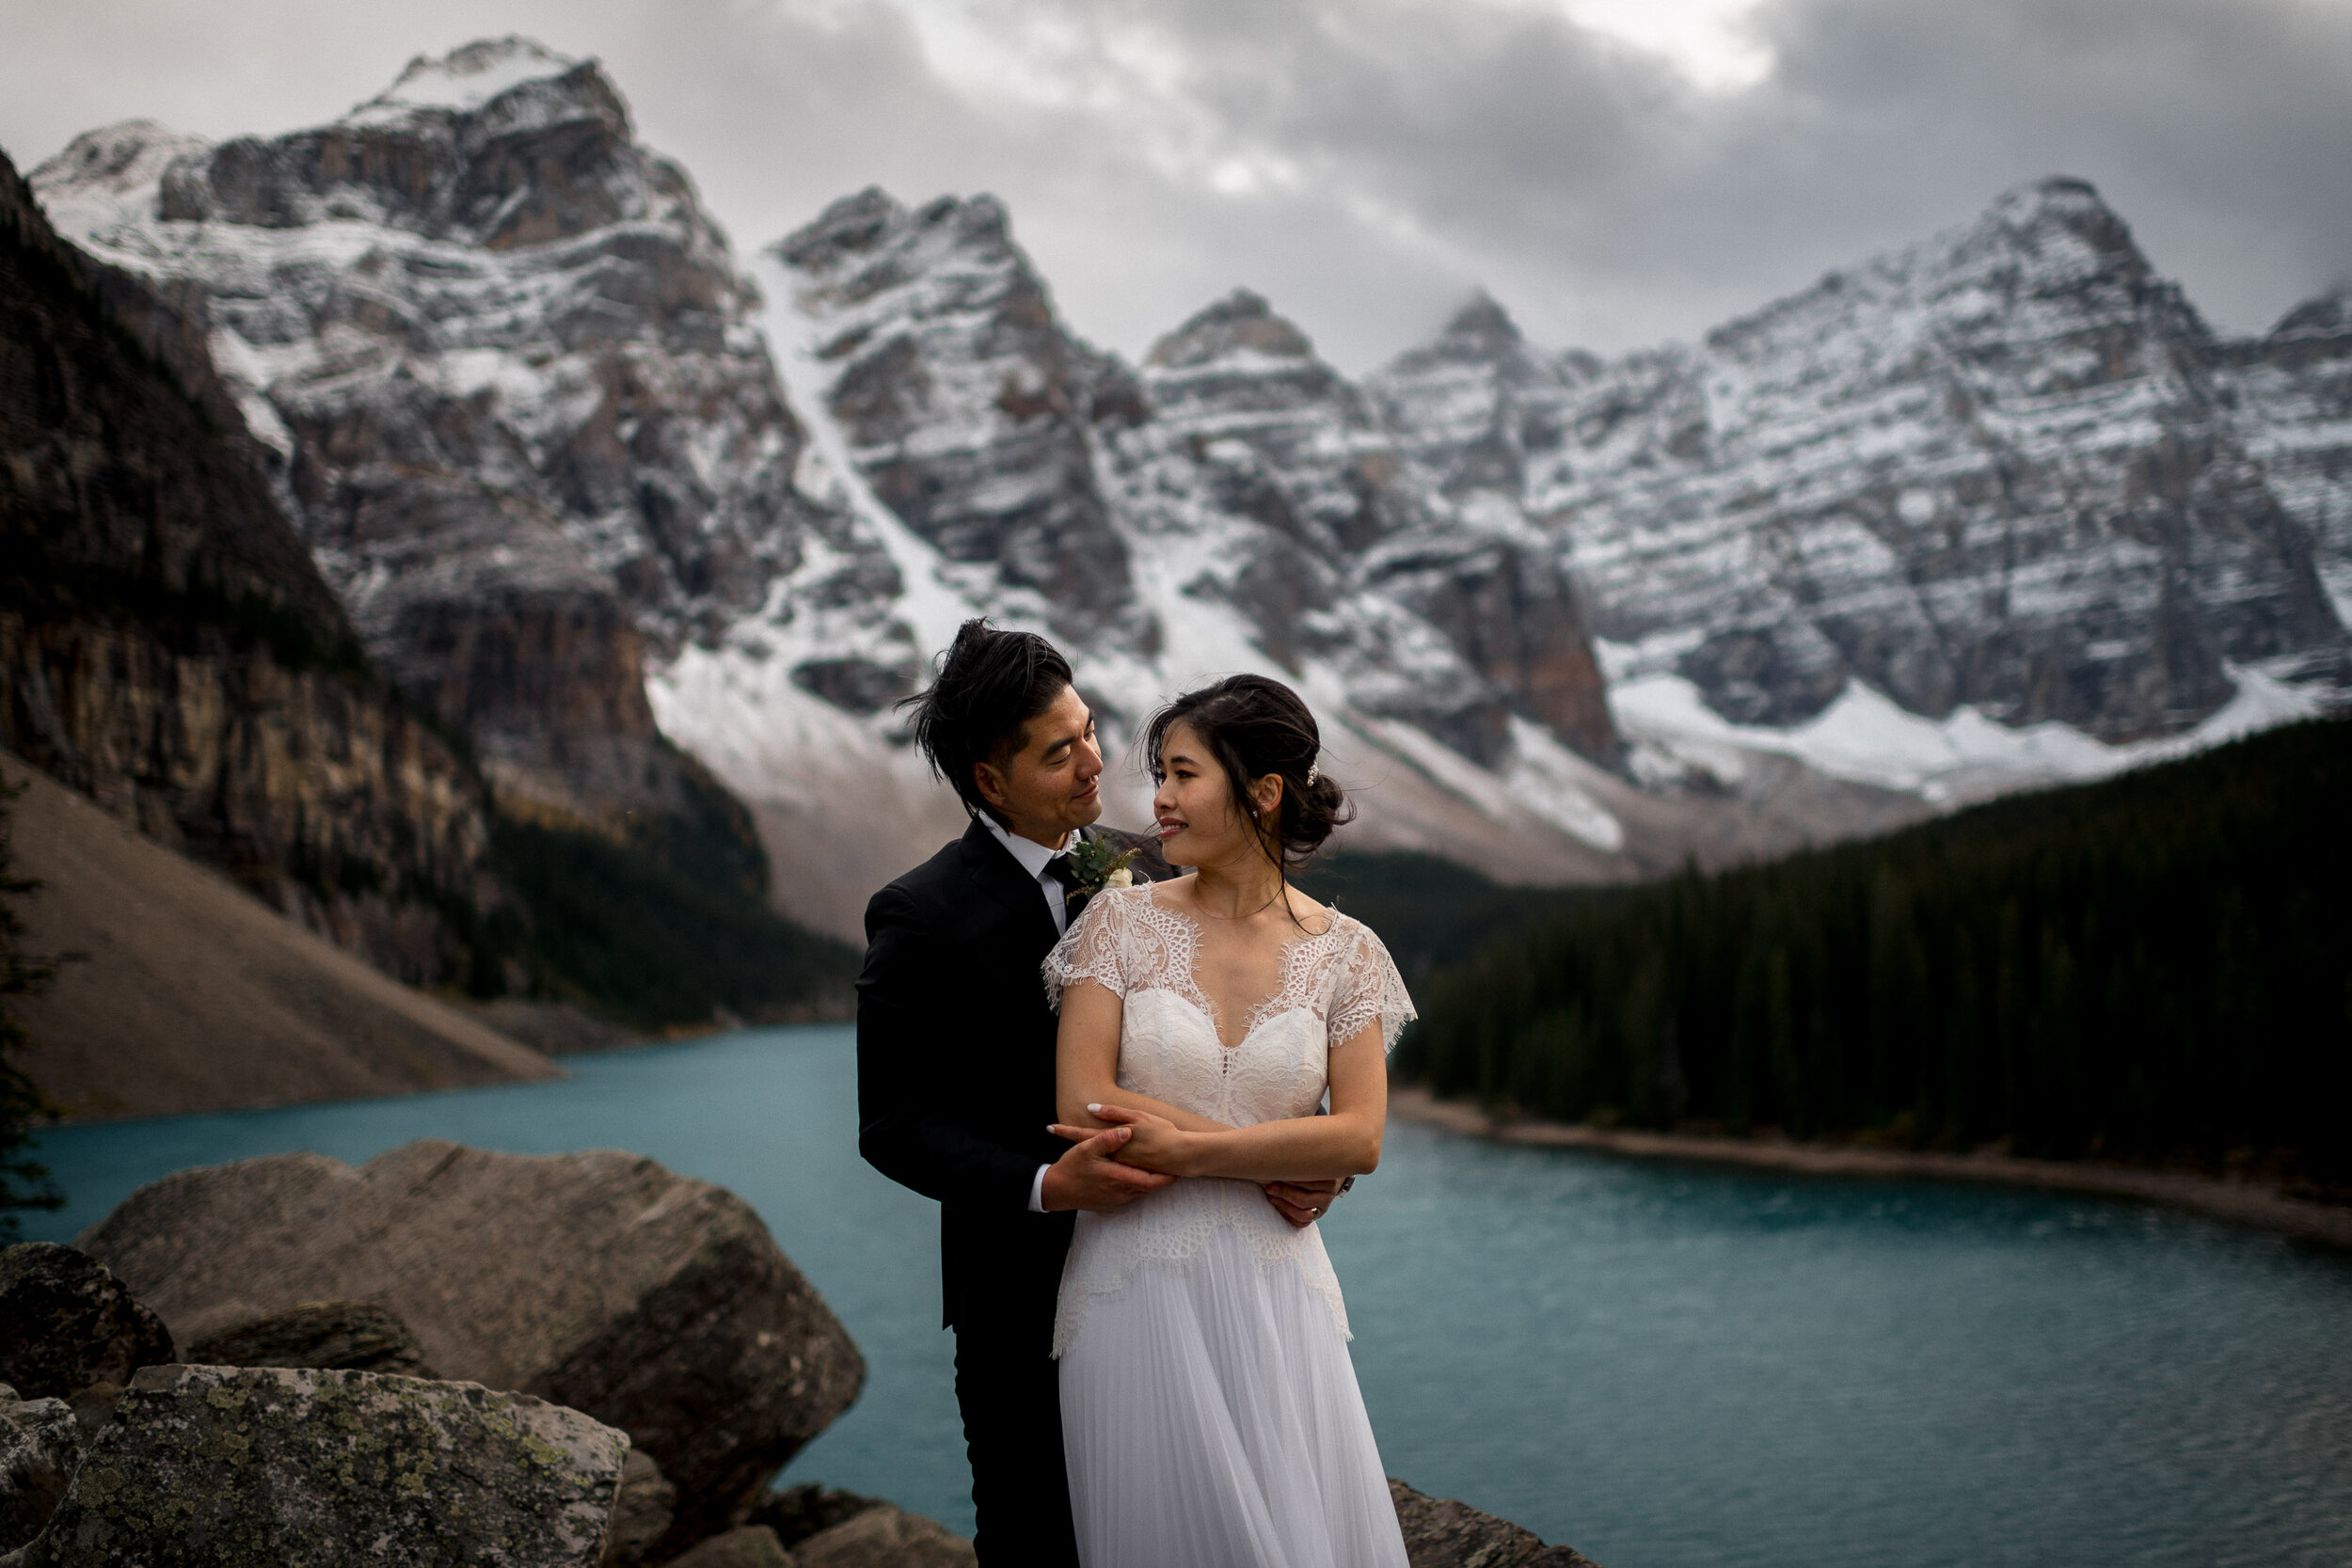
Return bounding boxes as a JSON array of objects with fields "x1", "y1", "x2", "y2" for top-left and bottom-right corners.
[{"x1": 5, "y1": 0, "x2": 2348, "y2": 372}]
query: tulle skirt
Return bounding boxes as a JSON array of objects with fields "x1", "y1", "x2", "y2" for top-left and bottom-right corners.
[{"x1": 1057, "y1": 1224, "x2": 1411, "y2": 1568}]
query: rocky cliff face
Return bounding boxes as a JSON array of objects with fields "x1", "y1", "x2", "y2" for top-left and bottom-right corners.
[
  {"x1": 1375, "y1": 180, "x2": 2349, "y2": 744},
  {"x1": 0, "y1": 146, "x2": 492, "y2": 978},
  {"x1": 778, "y1": 188, "x2": 1145, "y2": 665},
  {"x1": 30, "y1": 40, "x2": 824, "y2": 837},
  {"x1": 1117, "y1": 288, "x2": 1617, "y2": 768},
  {"x1": 2221, "y1": 287, "x2": 2352, "y2": 629}
]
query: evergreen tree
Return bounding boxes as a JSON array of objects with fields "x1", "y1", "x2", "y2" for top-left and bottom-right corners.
[{"x1": 1401, "y1": 718, "x2": 2352, "y2": 1190}]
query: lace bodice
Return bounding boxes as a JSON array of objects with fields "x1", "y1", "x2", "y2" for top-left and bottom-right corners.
[{"x1": 1041, "y1": 885, "x2": 1416, "y2": 1354}]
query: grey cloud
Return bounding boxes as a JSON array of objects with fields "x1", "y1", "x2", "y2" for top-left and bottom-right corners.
[{"x1": 1, "y1": 0, "x2": 2344, "y2": 373}]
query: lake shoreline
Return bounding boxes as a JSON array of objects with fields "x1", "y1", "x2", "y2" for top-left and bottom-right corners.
[{"x1": 1387, "y1": 1085, "x2": 2352, "y2": 1251}]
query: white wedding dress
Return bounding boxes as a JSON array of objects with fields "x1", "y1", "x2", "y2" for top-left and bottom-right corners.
[{"x1": 1042, "y1": 884, "x2": 1415, "y2": 1568}]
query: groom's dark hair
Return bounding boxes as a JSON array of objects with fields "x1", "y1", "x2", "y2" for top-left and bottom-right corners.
[{"x1": 900, "y1": 618, "x2": 1075, "y2": 825}]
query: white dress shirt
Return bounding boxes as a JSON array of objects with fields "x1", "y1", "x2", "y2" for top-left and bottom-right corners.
[
  {"x1": 981, "y1": 812, "x2": 1077, "y2": 939},
  {"x1": 980, "y1": 814, "x2": 1079, "y2": 1212}
]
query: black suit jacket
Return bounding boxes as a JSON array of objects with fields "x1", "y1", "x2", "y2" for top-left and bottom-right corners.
[{"x1": 856, "y1": 818, "x2": 1171, "y2": 1333}]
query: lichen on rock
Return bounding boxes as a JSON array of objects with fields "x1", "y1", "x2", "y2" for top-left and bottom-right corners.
[
  {"x1": 8, "y1": 1365, "x2": 628, "y2": 1568},
  {"x1": 80, "y1": 1141, "x2": 865, "y2": 1548}
]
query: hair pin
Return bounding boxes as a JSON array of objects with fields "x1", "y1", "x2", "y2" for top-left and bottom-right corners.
[{"x1": 1305, "y1": 761, "x2": 1320, "y2": 786}]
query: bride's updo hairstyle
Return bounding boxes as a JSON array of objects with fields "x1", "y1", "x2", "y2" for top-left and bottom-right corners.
[{"x1": 1144, "y1": 674, "x2": 1353, "y2": 874}]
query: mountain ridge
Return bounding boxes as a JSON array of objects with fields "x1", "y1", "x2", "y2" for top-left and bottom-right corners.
[{"x1": 28, "y1": 41, "x2": 2348, "y2": 941}]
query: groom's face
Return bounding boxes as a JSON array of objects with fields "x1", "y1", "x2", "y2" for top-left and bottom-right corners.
[{"x1": 975, "y1": 683, "x2": 1104, "y2": 847}]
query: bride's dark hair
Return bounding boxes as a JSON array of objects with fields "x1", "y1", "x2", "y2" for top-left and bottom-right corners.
[{"x1": 1144, "y1": 674, "x2": 1353, "y2": 876}]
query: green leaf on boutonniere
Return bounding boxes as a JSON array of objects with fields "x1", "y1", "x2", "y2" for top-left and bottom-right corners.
[{"x1": 1061, "y1": 833, "x2": 1143, "y2": 903}]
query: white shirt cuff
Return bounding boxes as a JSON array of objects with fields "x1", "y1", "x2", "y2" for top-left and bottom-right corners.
[{"x1": 1029, "y1": 1163, "x2": 1051, "y2": 1213}]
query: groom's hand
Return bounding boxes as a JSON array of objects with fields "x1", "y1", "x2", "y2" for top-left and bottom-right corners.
[
  {"x1": 1040, "y1": 1126, "x2": 1177, "y2": 1212},
  {"x1": 1263, "y1": 1179, "x2": 1343, "y2": 1228}
]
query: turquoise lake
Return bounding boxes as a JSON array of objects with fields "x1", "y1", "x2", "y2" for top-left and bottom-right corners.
[{"x1": 24, "y1": 1023, "x2": 2352, "y2": 1568}]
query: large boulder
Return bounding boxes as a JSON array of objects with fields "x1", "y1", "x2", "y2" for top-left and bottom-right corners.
[
  {"x1": 6, "y1": 1364, "x2": 627, "y2": 1568},
  {"x1": 0, "y1": 1391, "x2": 82, "y2": 1554},
  {"x1": 601, "y1": 1449, "x2": 678, "y2": 1568},
  {"x1": 660, "y1": 1527, "x2": 794, "y2": 1568},
  {"x1": 186, "y1": 1299, "x2": 435, "y2": 1376},
  {"x1": 738, "y1": 1486, "x2": 973, "y2": 1567},
  {"x1": 742, "y1": 1484, "x2": 886, "y2": 1548},
  {"x1": 0, "y1": 1248, "x2": 173, "y2": 1401},
  {"x1": 78, "y1": 1142, "x2": 866, "y2": 1544},
  {"x1": 790, "y1": 1504, "x2": 975, "y2": 1568},
  {"x1": 1388, "y1": 1480, "x2": 1605, "y2": 1568}
]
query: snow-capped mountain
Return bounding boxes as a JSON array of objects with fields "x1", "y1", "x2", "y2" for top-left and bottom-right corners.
[
  {"x1": 31, "y1": 38, "x2": 828, "y2": 830},
  {"x1": 655, "y1": 188, "x2": 1707, "y2": 933},
  {"x1": 29, "y1": 41, "x2": 2348, "y2": 941},
  {"x1": 2223, "y1": 287, "x2": 2352, "y2": 629},
  {"x1": 1375, "y1": 180, "x2": 2349, "y2": 753}
]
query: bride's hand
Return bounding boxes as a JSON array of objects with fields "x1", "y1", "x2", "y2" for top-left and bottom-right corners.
[{"x1": 1051, "y1": 1102, "x2": 1192, "y2": 1176}]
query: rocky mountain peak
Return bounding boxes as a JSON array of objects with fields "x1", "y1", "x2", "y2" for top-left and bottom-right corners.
[
  {"x1": 1436, "y1": 289, "x2": 1524, "y2": 356},
  {"x1": 772, "y1": 182, "x2": 1144, "y2": 650},
  {"x1": 1147, "y1": 288, "x2": 1316, "y2": 370},
  {"x1": 777, "y1": 187, "x2": 906, "y2": 271},
  {"x1": 780, "y1": 187, "x2": 1024, "y2": 309},
  {"x1": 2269, "y1": 287, "x2": 2352, "y2": 345},
  {"x1": 1976, "y1": 174, "x2": 2147, "y2": 274},
  {"x1": 2223, "y1": 283, "x2": 2352, "y2": 629},
  {"x1": 30, "y1": 119, "x2": 201, "y2": 199},
  {"x1": 139, "y1": 36, "x2": 660, "y2": 252},
  {"x1": 1368, "y1": 292, "x2": 1581, "y2": 501},
  {"x1": 361, "y1": 36, "x2": 589, "y2": 119}
]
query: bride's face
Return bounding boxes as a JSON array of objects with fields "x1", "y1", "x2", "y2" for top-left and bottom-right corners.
[{"x1": 1152, "y1": 721, "x2": 1279, "y2": 868}]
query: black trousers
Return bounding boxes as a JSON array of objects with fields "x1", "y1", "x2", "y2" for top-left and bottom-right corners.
[{"x1": 954, "y1": 1310, "x2": 1080, "y2": 1568}]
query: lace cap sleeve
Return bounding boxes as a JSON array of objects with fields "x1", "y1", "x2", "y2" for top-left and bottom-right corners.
[
  {"x1": 1327, "y1": 920, "x2": 1417, "y2": 1053},
  {"x1": 1042, "y1": 889, "x2": 1133, "y2": 1010}
]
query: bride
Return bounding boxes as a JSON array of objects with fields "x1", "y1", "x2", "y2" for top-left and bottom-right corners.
[{"x1": 1043, "y1": 673, "x2": 1414, "y2": 1568}]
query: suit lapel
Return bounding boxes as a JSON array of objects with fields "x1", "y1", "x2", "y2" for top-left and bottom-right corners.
[{"x1": 958, "y1": 819, "x2": 1059, "y2": 950}]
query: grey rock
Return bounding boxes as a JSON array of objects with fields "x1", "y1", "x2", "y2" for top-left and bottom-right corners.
[
  {"x1": 0, "y1": 1246, "x2": 173, "y2": 1402},
  {"x1": 0, "y1": 1395, "x2": 81, "y2": 1554},
  {"x1": 790, "y1": 1503, "x2": 974, "y2": 1568},
  {"x1": 660, "y1": 1527, "x2": 794, "y2": 1568},
  {"x1": 2222, "y1": 286, "x2": 2352, "y2": 631},
  {"x1": 185, "y1": 1299, "x2": 435, "y2": 1377},
  {"x1": 1388, "y1": 1479, "x2": 1604, "y2": 1568},
  {"x1": 601, "y1": 1449, "x2": 677, "y2": 1568},
  {"x1": 78, "y1": 1141, "x2": 865, "y2": 1548},
  {"x1": 5, "y1": 1363, "x2": 626, "y2": 1568},
  {"x1": 742, "y1": 1483, "x2": 885, "y2": 1548}
]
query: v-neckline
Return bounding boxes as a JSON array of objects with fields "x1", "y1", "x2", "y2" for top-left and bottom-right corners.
[{"x1": 1149, "y1": 886, "x2": 1339, "y2": 1050}]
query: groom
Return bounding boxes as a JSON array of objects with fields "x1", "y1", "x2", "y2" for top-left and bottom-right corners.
[{"x1": 856, "y1": 620, "x2": 1340, "y2": 1565}]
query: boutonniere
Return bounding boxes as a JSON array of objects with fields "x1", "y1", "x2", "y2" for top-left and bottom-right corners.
[{"x1": 1060, "y1": 832, "x2": 1141, "y2": 904}]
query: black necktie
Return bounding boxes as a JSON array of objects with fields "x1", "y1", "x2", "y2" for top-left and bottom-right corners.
[{"x1": 1044, "y1": 849, "x2": 1086, "y2": 919}]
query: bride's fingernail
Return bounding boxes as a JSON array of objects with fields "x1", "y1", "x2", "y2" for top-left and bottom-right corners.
[{"x1": 1087, "y1": 1103, "x2": 1103, "y2": 1114}]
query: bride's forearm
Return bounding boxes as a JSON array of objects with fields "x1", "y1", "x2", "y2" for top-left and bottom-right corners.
[
  {"x1": 1059, "y1": 1088, "x2": 1232, "y2": 1136},
  {"x1": 1164, "y1": 1113, "x2": 1381, "y2": 1183}
]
